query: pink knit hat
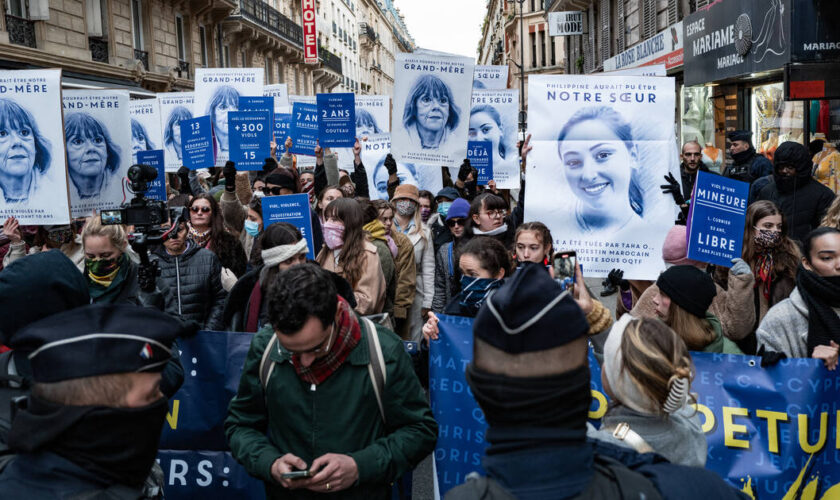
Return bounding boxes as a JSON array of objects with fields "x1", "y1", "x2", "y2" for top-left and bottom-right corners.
[{"x1": 661, "y1": 225, "x2": 700, "y2": 266}]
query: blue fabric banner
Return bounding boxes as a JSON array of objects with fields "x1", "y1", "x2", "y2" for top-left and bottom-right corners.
[
  {"x1": 261, "y1": 193, "x2": 316, "y2": 260},
  {"x1": 135, "y1": 149, "x2": 167, "y2": 202},
  {"x1": 317, "y1": 92, "x2": 356, "y2": 148},
  {"x1": 228, "y1": 111, "x2": 272, "y2": 171},
  {"x1": 179, "y1": 116, "x2": 214, "y2": 169},
  {"x1": 467, "y1": 141, "x2": 493, "y2": 186},
  {"x1": 289, "y1": 102, "x2": 318, "y2": 156},
  {"x1": 687, "y1": 171, "x2": 750, "y2": 267}
]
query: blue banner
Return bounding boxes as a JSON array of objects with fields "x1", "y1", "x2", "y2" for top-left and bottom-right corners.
[
  {"x1": 228, "y1": 111, "x2": 272, "y2": 171},
  {"x1": 135, "y1": 149, "x2": 167, "y2": 202},
  {"x1": 687, "y1": 171, "x2": 749, "y2": 267},
  {"x1": 261, "y1": 193, "x2": 315, "y2": 260},
  {"x1": 274, "y1": 113, "x2": 292, "y2": 145},
  {"x1": 317, "y1": 92, "x2": 355, "y2": 148},
  {"x1": 467, "y1": 141, "x2": 493, "y2": 186},
  {"x1": 289, "y1": 103, "x2": 318, "y2": 156},
  {"x1": 180, "y1": 116, "x2": 214, "y2": 169},
  {"x1": 432, "y1": 316, "x2": 840, "y2": 499}
]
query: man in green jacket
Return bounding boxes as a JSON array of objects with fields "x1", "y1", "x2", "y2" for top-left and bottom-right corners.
[{"x1": 225, "y1": 263, "x2": 437, "y2": 499}]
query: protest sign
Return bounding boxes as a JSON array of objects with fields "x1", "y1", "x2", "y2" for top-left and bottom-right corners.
[
  {"x1": 392, "y1": 51, "x2": 475, "y2": 167},
  {"x1": 317, "y1": 92, "x2": 355, "y2": 147},
  {"x1": 470, "y1": 89, "x2": 519, "y2": 189},
  {"x1": 432, "y1": 316, "x2": 840, "y2": 499},
  {"x1": 687, "y1": 171, "x2": 749, "y2": 267},
  {"x1": 473, "y1": 65, "x2": 509, "y2": 89},
  {"x1": 467, "y1": 141, "x2": 492, "y2": 185},
  {"x1": 289, "y1": 102, "x2": 318, "y2": 157},
  {"x1": 263, "y1": 83, "x2": 289, "y2": 112},
  {"x1": 239, "y1": 96, "x2": 274, "y2": 123},
  {"x1": 63, "y1": 89, "x2": 132, "y2": 218},
  {"x1": 355, "y1": 95, "x2": 390, "y2": 134},
  {"x1": 194, "y1": 68, "x2": 264, "y2": 166},
  {"x1": 228, "y1": 111, "x2": 271, "y2": 171},
  {"x1": 525, "y1": 74, "x2": 679, "y2": 279},
  {"x1": 158, "y1": 92, "x2": 194, "y2": 172},
  {"x1": 360, "y1": 133, "x2": 443, "y2": 201},
  {"x1": 179, "y1": 116, "x2": 214, "y2": 169},
  {"x1": 262, "y1": 194, "x2": 315, "y2": 259},
  {"x1": 129, "y1": 99, "x2": 163, "y2": 165},
  {"x1": 274, "y1": 112, "x2": 292, "y2": 144},
  {"x1": 0, "y1": 69, "x2": 70, "y2": 225},
  {"x1": 135, "y1": 150, "x2": 166, "y2": 202}
]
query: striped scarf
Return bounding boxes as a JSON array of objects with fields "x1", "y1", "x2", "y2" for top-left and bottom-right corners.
[{"x1": 293, "y1": 296, "x2": 360, "y2": 385}]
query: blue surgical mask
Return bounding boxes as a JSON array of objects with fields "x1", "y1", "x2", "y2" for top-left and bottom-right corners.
[
  {"x1": 437, "y1": 202, "x2": 452, "y2": 217},
  {"x1": 244, "y1": 220, "x2": 261, "y2": 237},
  {"x1": 458, "y1": 275, "x2": 502, "y2": 311}
]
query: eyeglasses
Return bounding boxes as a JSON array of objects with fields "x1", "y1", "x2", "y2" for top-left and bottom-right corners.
[
  {"x1": 284, "y1": 322, "x2": 337, "y2": 356},
  {"x1": 483, "y1": 209, "x2": 507, "y2": 219},
  {"x1": 190, "y1": 206, "x2": 211, "y2": 214},
  {"x1": 259, "y1": 186, "x2": 285, "y2": 196},
  {"x1": 446, "y1": 218, "x2": 465, "y2": 228}
]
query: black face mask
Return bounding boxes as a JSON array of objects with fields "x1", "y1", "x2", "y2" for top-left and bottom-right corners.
[
  {"x1": 732, "y1": 146, "x2": 756, "y2": 164},
  {"x1": 774, "y1": 171, "x2": 798, "y2": 193},
  {"x1": 9, "y1": 395, "x2": 169, "y2": 487}
]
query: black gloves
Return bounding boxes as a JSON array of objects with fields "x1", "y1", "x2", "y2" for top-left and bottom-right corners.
[
  {"x1": 607, "y1": 268, "x2": 630, "y2": 291},
  {"x1": 262, "y1": 157, "x2": 278, "y2": 174},
  {"x1": 384, "y1": 154, "x2": 397, "y2": 176},
  {"x1": 223, "y1": 161, "x2": 236, "y2": 193},
  {"x1": 458, "y1": 159, "x2": 473, "y2": 182},
  {"x1": 137, "y1": 260, "x2": 160, "y2": 293},
  {"x1": 661, "y1": 173, "x2": 685, "y2": 206},
  {"x1": 177, "y1": 166, "x2": 191, "y2": 196},
  {"x1": 757, "y1": 345, "x2": 787, "y2": 367}
]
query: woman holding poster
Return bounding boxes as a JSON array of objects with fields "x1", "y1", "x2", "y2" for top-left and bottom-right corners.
[
  {"x1": 65, "y1": 113, "x2": 122, "y2": 200},
  {"x1": 402, "y1": 75, "x2": 460, "y2": 150},
  {"x1": 0, "y1": 99, "x2": 52, "y2": 204}
]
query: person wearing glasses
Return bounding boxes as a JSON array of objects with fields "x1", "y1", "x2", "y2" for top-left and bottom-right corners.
[
  {"x1": 463, "y1": 192, "x2": 524, "y2": 251},
  {"x1": 225, "y1": 263, "x2": 436, "y2": 498},
  {"x1": 432, "y1": 197, "x2": 470, "y2": 313},
  {"x1": 186, "y1": 193, "x2": 247, "y2": 288}
]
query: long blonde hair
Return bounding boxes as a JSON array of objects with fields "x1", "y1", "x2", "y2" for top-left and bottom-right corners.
[
  {"x1": 666, "y1": 302, "x2": 716, "y2": 351},
  {"x1": 81, "y1": 215, "x2": 127, "y2": 251}
]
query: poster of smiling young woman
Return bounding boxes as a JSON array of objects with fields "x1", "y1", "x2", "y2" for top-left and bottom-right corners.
[
  {"x1": 193, "y1": 68, "x2": 264, "y2": 166},
  {"x1": 129, "y1": 99, "x2": 162, "y2": 166},
  {"x1": 392, "y1": 52, "x2": 475, "y2": 167},
  {"x1": 360, "y1": 133, "x2": 443, "y2": 201},
  {"x1": 525, "y1": 74, "x2": 680, "y2": 279},
  {"x1": 158, "y1": 92, "x2": 194, "y2": 172},
  {"x1": 470, "y1": 89, "x2": 519, "y2": 189},
  {"x1": 63, "y1": 89, "x2": 132, "y2": 218},
  {"x1": 0, "y1": 69, "x2": 70, "y2": 225}
]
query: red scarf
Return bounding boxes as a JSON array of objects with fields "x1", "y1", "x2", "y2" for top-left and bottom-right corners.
[
  {"x1": 293, "y1": 296, "x2": 360, "y2": 385},
  {"x1": 754, "y1": 252, "x2": 774, "y2": 301}
]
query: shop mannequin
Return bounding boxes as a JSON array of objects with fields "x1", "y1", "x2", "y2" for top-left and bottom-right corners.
[
  {"x1": 702, "y1": 142, "x2": 723, "y2": 173},
  {"x1": 814, "y1": 142, "x2": 840, "y2": 193}
]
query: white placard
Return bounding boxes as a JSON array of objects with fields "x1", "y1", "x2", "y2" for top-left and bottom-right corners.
[
  {"x1": 473, "y1": 65, "x2": 509, "y2": 89},
  {"x1": 548, "y1": 11, "x2": 584, "y2": 36},
  {"x1": 470, "y1": 89, "x2": 519, "y2": 189},
  {"x1": 360, "y1": 133, "x2": 443, "y2": 201},
  {"x1": 129, "y1": 99, "x2": 162, "y2": 165},
  {"x1": 158, "y1": 92, "x2": 194, "y2": 172}
]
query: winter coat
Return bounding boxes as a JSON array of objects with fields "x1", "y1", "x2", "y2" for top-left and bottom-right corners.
[
  {"x1": 702, "y1": 314, "x2": 743, "y2": 354},
  {"x1": 224, "y1": 319, "x2": 438, "y2": 500},
  {"x1": 392, "y1": 229, "x2": 417, "y2": 326},
  {"x1": 396, "y1": 221, "x2": 434, "y2": 342},
  {"x1": 370, "y1": 239, "x2": 396, "y2": 317},
  {"x1": 750, "y1": 175, "x2": 835, "y2": 242},
  {"x1": 755, "y1": 287, "x2": 817, "y2": 359},
  {"x1": 723, "y1": 148, "x2": 773, "y2": 184},
  {"x1": 151, "y1": 245, "x2": 227, "y2": 330},
  {"x1": 679, "y1": 162, "x2": 712, "y2": 202},
  {"x1": 317, "y1": 241, "x2": 386, "y2": 315},
  {"x1": 433, "y1": 240, "x2": 459, "y2": 313},
  {"x1": 426, "y1": 212, "x2": 452, "y2": 253}
]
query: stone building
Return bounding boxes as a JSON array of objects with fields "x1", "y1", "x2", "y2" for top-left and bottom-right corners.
[{"x1": 356, "y1": 0, "x2": 414, "y2": 97}]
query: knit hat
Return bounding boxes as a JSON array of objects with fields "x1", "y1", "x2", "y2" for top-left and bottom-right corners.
[
  {"x1": 435, "y1": 187, "x2": 460, "y2": 202},
  {"x1": 265, "y1": 171, "x2": 297, "y2": 192},
  {"x1": 774, "y1": 141, "x2": 812, "y2": 178},
  {"x1": 474, "y1": 262, "x2": 588, "y2": 354},
  {"x1": 656, "y1": 265, "x2": 716, "y2": 318},
  {"x1": 661, "y1": 225, "x2": 699, "y2": 266},
  {"x1": 392, "y1": 183, "x2": 419, "y2": 203},
  {"x1": 726, "y1": 130, "x2": 752, "y2": 145},
  {"x1": 445, "y1": 198, "x2": 470, "y2": 221},
  {"x1": 602, "y1": 314, "x2": 658, "y2": 414}
]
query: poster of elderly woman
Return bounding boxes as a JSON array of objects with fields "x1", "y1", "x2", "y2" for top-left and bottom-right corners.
[
  {"x1": 157, "y1": 92, "x2": 194, "y2": 172},
  {"x1": 525, "y1": 74, "x2": 680, "y2": 280},
  {"x1": 0, "y1": 69, "x2": 70, "y2": 224},
  {"x1": 360, "y1": 133, "x2": 443, "y2": 201},
  {"x1": 129, "y1": 99, "x2": 162, "y2": 165},
  {"x1": 194, "y1": 68, "x2": 264, "y2": 166},
  {"x1": 63, "y1": 89, "x2": 132, "y2": 218},
  {"x1": 392, "y1": 52, "x2": 474, "y2": 167},
  {"x1": 469, "y1": 89, "x2": 519, "y2": 189}
]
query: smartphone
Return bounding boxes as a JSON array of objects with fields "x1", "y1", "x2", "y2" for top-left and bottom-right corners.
[
  {"x1": 281, "y1": 470, "x2": 311, "y2": 480},
  {"x1": 553, "y1": 250, "x2": 577, "y2": 294}
]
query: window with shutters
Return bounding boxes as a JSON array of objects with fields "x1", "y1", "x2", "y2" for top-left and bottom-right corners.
[
  {"x1": 585, "y1": 7, "x2": 596, "y2": 72},
  {"x1": 130, "y1": 0, "x2": 144, "y2": 50},
  {"x1": 599, "y1": 0, "x2": 610, "y2": 66},
  {"x1": 530, "y1": 32, "x2": 537, "y2": 68},
  {"x1": 616, "y1": 0, "x2": 626, "y2": 53},
  {"x1": 175, "y1": 15, "x2": 186, "y2": 62},
  {"x1": 667, "y1": 0, "x2": 678, "y2": 26},
  {"x1": 642, "y1": 0, "x2": 657, "y2": 40},
  {"x1": 199, "y1": 26, "x2": 208, "y2": 66}
]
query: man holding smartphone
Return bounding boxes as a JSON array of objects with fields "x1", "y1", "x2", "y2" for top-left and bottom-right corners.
[{"x1": 225, "y1": 264, "x2": 437, "y2": 497}]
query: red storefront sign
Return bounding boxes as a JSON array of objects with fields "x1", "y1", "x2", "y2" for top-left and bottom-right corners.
[{"x1": 302, "y1": 0, "x2": 318, "y2": 64}]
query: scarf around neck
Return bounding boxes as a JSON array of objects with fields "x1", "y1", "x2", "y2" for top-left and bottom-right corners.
[
  {"x1": 292, "y1": 296, "x2": 361, "y2": 385},
  {"x1": 88, "y1": 254, "x2": 130, "y2": 304},
  {"x1": 188, "y1": 223, "x2": 211, "y2": 247},
  {"x1": 796, "y1": 265, "x2": 840, "y2": 355}
]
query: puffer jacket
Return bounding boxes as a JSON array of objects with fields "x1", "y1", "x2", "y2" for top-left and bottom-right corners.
[{"x1": 151, "y1": 244, "x2": 227, "y2": 330}]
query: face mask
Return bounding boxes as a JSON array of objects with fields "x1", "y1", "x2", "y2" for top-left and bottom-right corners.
[
  {"x1": 85, "y1": 256, "x2": 120, "y2": 278},
  {"x1": 322, "y1": 221, "x2": 345, "y2": 250},
  {"x1": 420, "y1": 207, "x2": 432, "y2": 222},
  {"x1": 459, "y1": 275, "x2": 502, "y2": 310},
  {"x1": 437, "y1": 202, "x2": 452, "y2": 217},
  {"x1": 244, "y1": 220, "x2": 261, "y2": 237},
  {"x1": 754, "y1": 228, "x2": 781, "y2": 248},
  {"x1": 252, "y1": 190, "x2": 265, "y2": 199},
  {"x1": 395, "y1": 199, "x2": 416, "y2": 217}
]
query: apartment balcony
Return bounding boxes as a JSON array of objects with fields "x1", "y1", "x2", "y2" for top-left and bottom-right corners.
[
  {"x1": 134, "y1": 49, "x2": 149, "y2": 70},
  {"x1": 177, "y1": 60, "x2": 190, "y2": 78},
  {"x1": 359, "y1": 22, "x2": 377, "y2": 47},
  {"x1": 236, "y1": 0, "x2": 303, "y2": 49},
  {"x1": 89, "y1": 37, "x2": 109, "y2": 64},
  {"x1": 319, "y1": 45, "x2": 342, "y2": 75}
]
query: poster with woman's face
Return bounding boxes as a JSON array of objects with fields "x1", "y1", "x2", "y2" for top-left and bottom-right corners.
[
  {"x1": 129, "y1": 99, "x2": 162, "y2": 166},
  {"x1": 470, "y1": 89, "x2": 519, "y2": 189},
  {"x1": 360, "y1": 133, "x2": 443, "y2": 201},
  {"x1": 333, "y1": 95, "x2": 392, "y2": 174},
  {"x1": 0, "y1": 69, "x2": 71, "y2": 224},
  {"x1": 525, "y1": 74, "x2": 680, "y2": 280},
  {"x1": 194, "y1": 68, "x2": 264, "y2": 166},
  {"x1": 158, "y1": 92, "x2": 194, "y2": 172},
  {"x1": 264, "y1": 84, "x2": 289, "y2": 113},
  {"x1": 63, "y1": 89, "x2": 132, "y2": 218},
  {"x1": 392, "y1": 52, "x2": 475, "y2": 167}
]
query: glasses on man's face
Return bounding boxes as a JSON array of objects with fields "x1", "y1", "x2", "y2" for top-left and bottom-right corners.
[
  {"x1": 446, "y1": 218, "x2": 465, "y2": 228},
  {"x1": 483, "y1": 209, "x2": 506, "y2": 219},
  {"x1": 285, "y1": 321, "x2": 337, "y2": 356},
  {"x1": 190, "y1": 206, "x2": 211, "y2": 214},
  {"x1": 259, "y1": 186, "x2": 284, "y2": 196}
]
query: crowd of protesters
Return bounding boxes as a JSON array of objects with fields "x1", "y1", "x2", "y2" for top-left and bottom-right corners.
[{"x1": 1, "y1": 129, "x2": 839, "y2": 500}]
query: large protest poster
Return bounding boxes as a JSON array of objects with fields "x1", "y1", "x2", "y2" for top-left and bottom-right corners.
[
  {"x1": 473, "y1": 65, "x2": 509, "y2": 89},
  {"x1": 470, "y1": 89, "x2": 519, "y2": 189},
  {"x1": 179, "y1": 116, "x2": 214, "y2": 170},
  {"x1": 288, "y1": 95, "x2": 317, "y2": 173},
  {"x1": 0, "y1": 69, "x2": 71, "y2": 225},
  {"x1": 356, "y1": 95, "x2": 390, "y2": 134},
  {"x1": 317, "y1": 92, "x2": 355, "y2": 148},
  {"x1": 432, "y1": 316, "x2": 840, "y2": 499},
  {"x1": 289, "y1": 102, "x2": 318, "y2": 157},
  {"x1": 467, "y1": 141, "x2": 492, "y2": 185},
  {"x1": 158, "y1": 92, "x2": 194, "y2": 172},
  {"x1": 360, "y1": 133, "x2": 443, "y2": 201},
  {"x1": 263, "y1": 83, "x2": 289, "y2": 113},
  {"x1": 193, "y1": 68, "x2": 264, "y2": 166},
  {"x1": 687, "y1": 171, "x2": 749, "y2": 267},
  {"x1": 228, "y1": 111, "x2": 272, "y2": 171},
  {"x1": 262, "y1": 193, "x2": 315, "y2": 260},
  {"x1": 392, "y1": 52, "x2": 475, "y2": 167},
  {"x1": 63, "y1": 89, "x2": 132, "y2": 218},
  {"x1": 129, "y1": 98, "x2": 162, "y2": 165},
  {"x1": 135, "y1": 149, "x2": 166, "y2": 202},
  {"x1": 525, "y1": 75, "x2": 679, "y2": 279}
]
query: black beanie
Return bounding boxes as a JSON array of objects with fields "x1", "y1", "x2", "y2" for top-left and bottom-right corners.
[
  {"x1": 656, "y1": 265, "x2": 716, "y2": 318},
  {"x1": 265, "y1": 171, "x2": 297, "y2": 192},
  {"x1": 727, "y1": 130, "x2": 752, "y2": 145},
  {"x1": 774, "y1": 141, "x2": 813, "y2": 178}
]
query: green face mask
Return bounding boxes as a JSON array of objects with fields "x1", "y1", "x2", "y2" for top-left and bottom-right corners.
[{"x1": 85, "y1": 257, "x2": 120, "y2": 278}]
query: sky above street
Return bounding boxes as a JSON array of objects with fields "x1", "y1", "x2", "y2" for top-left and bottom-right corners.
[{"x1": 394, "y1": 0, "x2": 487, "y2": 59}]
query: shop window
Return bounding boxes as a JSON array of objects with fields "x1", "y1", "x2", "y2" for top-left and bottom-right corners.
[
  {"x1": 681, "y1": 85, "x2": 721, "y2": 171},
  {"x1": 751, "y1": 82, "x2": 805, "y2": 160}
]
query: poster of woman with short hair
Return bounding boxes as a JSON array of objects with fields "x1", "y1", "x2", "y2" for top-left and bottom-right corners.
[
  {"x1": 525, "y1": 74, "x2": 680, "y2": 279},
  {"x1": 469, "y1": 89, "x2": 518, "y2": 189},
  {"x1": 157, "y1": 92, "x2": 194, "y2": 172},
  {"x1": 63, "y1": 89, "x2": 132, "y2": 218},
  {"x1": 0, "y1": 69, "x2": 70, "y2": 224},
  {"x1": 360, "y1": 133, "x2": 443, "y2": 201},
  {"x1": 129, "y1": 98, "x2": 162, "y2": 165},
  {"x1": 392, "y1": 52, "x2": 474, "y2": 167},
  {"x1": 194, "y1": 68, "x2": 264, "y2": 166}
]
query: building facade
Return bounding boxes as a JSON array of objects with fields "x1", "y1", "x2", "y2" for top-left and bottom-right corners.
[
  {"x1": 477, "y1": 0, "x2": 504, "y2": 66},
  {"x1": 356, "y1": 0, "x2": 414, "y2": 97},
  {"x1": 319, "y1": 0, "x2": 362, "y2": 94}
]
